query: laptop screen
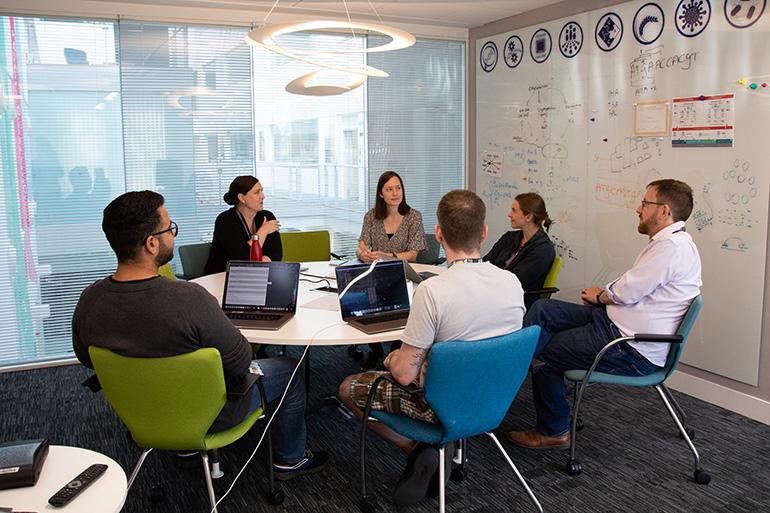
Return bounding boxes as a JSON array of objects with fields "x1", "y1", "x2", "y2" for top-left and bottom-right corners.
[
  {"x1": 335, "y1": 260, "x2": 410, "y2": 320},
  {"x1": 222, "y1": 261, "x2": 300, "y2": 313}
]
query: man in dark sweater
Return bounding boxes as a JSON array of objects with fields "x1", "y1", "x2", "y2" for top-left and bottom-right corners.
[{"x1": 72, "y1": 190, "x2": 327, "y2": 480}]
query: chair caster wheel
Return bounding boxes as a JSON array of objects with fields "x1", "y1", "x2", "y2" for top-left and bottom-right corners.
[
  {"x1": 450, "y1": 467, "x2": 467, "y2": 482},
  {"x1": 359, "y1": 497, "x2": 376, "y2": 513},
  {"x1": 694, "y1": 469, "x2": 711, "y2": 485},
  {"x1": 149, "y1": 483, "x2": 165, "y2": 502},
  {"x1": 348, "y1": 345, "x2": 364, "y2": 361},
  {"x1": 680, "y1": 428, "x2": 695, "y2": 440},
  {"x1": 575, "y1": 418, "x2": 585, "y2": 432},
  {"x1": 565, "y1": 460, "x2": 582, "y2": 476},
  {"x1": 266, "y1": 489, "x2": 285, "y2": 505}
]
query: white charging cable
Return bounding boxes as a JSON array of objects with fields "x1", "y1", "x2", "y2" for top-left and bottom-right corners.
[
  {"x1": 338, "y1": 259, "x2": 381, "y2": 298},
  {"x1": 209, "y1": 261, "x2": 381, "y2": 512},
  {"x1": 209, "y1": 320, "x2": 350, "y2": 513}
]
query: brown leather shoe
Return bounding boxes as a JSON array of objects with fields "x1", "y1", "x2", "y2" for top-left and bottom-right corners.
[{"x1": 506, "y1": 428, "x2": 570, "y2": 449}]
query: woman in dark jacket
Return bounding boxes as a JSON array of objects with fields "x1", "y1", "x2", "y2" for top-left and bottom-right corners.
[
  {"x1": 204, "y1": 175, "x2": 282, "y2": 275},
  {"x1": 484, "y1": 192, "x2": 555, "y2": 309}
]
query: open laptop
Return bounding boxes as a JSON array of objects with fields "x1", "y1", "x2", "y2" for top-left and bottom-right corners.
[
  {"x1": 402, "y1": 261, "x2": 438, "y2": 284},
  {"x1": 222, "y1": 261, "x2": 300, "y2": 330},
  {"x1": 335, "y1": 260, "x2": 411, "y2": 334}
]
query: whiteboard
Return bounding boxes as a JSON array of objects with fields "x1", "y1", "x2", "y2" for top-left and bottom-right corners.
[{"x1": 475, "y1": 0, "x2": 770, "y2": 385}]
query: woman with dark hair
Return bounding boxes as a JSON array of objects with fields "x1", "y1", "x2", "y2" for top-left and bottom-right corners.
[
  {"x1": 483, "y1": 192, "x2": 555, "y2": 309},
  {"x1": 204, "y1": 175, "x2": 282, "y2": 275},
  {"x1": 357, "y1": 171, "x2": 426, "y2": 263},
  {"x1": 352, "y1": 171, "x2": 426, "y2": 369}
]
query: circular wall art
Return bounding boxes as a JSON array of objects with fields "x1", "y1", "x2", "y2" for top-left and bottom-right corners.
[
  {"x1": 724, "y1": 0, "x2": 766, "y2": 28},
  {"x1": 480, "y1": 41, "x2": 498, "y2": 72},
  {"x1": 633, "y1": 3, "x2": 665, "y2": 44},
  {"x1": 530, "y1": 29, "x2": 552, "y2": 63},
  {"x1": 504, "y1": 35, "x2": 524, "y2": 68},
  {"x1": 676, "y1": 0, "x2": 712, "y2": 37},
  {"x1": 595, "y1": 12, "x2": 624, "y2": 51},
  {"x1": 559, "y1": 21, "x2": 584, "y2": 58}
]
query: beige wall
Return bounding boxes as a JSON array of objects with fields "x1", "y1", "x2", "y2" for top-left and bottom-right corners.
[{"x1": 468, "y1": 0, "x2": 770, "y2": 412}]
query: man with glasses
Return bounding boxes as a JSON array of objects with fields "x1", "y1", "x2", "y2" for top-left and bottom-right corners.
[
  {"x1": 72, "y1": 191, "x2": 328, "y2": 479},
  {"x1": 507, "y1": 179, "x2": 702, "y2": 449}
]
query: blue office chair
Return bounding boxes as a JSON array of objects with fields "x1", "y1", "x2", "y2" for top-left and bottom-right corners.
[
  {"x1": 563, "y1": 295, "x2": 710, "y2": 484},
  {"x1": 358, "y1": 326, "x2": 544, "y2": 513}
]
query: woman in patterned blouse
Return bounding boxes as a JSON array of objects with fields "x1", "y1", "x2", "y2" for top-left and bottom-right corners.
[
  {"x1": 357, "y1": 171, "x2": 426, "y2": 262},
  {"x1": 352, "y1": 171, "x2": 427, "y2": 369}
]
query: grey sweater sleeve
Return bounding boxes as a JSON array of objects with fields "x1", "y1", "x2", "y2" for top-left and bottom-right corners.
[{"x1": 184, "y1": 283, "x2": 252, "y2": 380}]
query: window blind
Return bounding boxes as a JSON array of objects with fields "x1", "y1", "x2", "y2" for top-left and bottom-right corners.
[
  {"x1": 119, "y1": 21, "x2": 254, "y2": 272},
  {"x1": 0, "y1": 16, "x2": 465, "y2": 370},
  {"x1": 367, "y1": 37, "x2": 466, "y2": 239},
  {"x1": 0, "y1": 16, "x2": 122, "y2": 367}
]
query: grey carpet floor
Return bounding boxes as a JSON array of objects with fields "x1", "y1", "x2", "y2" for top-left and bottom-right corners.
[{"x1": 2, "y1": 344, "x2": 770, "y2": 513}]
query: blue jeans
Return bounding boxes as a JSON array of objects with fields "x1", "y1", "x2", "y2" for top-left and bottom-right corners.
[
  {"x1": 213, "y1": 356, "x2": 306, "y2": 463},
  {"x1": 524, "y1": 300, "x2": 660, "y2": 436}
]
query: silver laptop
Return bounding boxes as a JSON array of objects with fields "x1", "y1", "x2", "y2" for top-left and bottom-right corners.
[
  {"x1": 222, "y1": 261, "x2": 300, "y2": 330},
  {"x1": 335, "y1": 260, "x2": 411, "y2": 334}
]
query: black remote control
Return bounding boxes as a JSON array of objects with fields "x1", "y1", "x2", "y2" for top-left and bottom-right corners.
[{"x1": 48, "y1": 463, "x2": 108, "y2": 507}]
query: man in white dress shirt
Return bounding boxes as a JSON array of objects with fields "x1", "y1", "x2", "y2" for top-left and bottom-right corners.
[{"x1": 508, "y1": 179, "x2": 702, "y2": 449}]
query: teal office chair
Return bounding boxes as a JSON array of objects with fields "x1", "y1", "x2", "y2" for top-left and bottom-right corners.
[
  {"x1": 416, "y1": 233, "x2": 446, "y2": 265},
  {"x1": 280, "y1": 230, "x2": 331, "y2": 262},
  {"x1": 358, "y1": 326, "x2": 544, "y2": 513},
  {"x1": 563, "y1": 295, "x2": 710, "y2": 484},
  {"x1": 88, "y1": 347, "x2": 284, "y2": 511},
  {"x1": 178, "y1": 242, "x2": 212, "y2": 280}
]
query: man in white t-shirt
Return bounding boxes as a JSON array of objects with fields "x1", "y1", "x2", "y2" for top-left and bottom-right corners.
[
  {"x1": 339, "y1": 190, "x2": 525, "y2": 506},
  {"x1": 508, "y1": 179, "x2": 702, "y2": 450}
]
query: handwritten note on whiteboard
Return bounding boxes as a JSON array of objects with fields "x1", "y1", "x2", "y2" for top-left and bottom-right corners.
[{"x1": 671, "y1": 93, "x2": 735, "y2": 147}]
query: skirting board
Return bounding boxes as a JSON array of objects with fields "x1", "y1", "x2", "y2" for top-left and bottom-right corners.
[{"x1": 667, "y1": 370, "x2": 770, "y2": 426}]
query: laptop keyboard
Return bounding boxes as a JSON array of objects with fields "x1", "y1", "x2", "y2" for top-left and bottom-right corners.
[
  {"x1": 228, "y1": 313, "x2": 282, "y2": 321},
  {"x1": 356, "y1": 312, "x2": 408, "y2": 325}
]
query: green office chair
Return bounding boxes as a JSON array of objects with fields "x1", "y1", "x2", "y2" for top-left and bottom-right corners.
[
  {"x1": 280, "y1": 230, "x2": 331, "y2": 262},
  {"x1": 178, "y1": 242, "x2": 212, "y2": 280},
  {"x1": 523, "y1": 256, "x2": 563, "y2": 299},
  {"x1": 563, "y1": 295, "x2": 709, "y2": 484},
  {"x1": 158, "y1": 263, "x2": 176, "y2": 280},
  {"x1": 88, "y1": 347, "x2": 283, "y2": 511}
]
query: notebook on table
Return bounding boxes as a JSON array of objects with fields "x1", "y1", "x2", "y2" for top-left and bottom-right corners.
[
  {"x1": 335, "y1": 260, "x2": 411, "y2": 335},
  {"x1": 222, "y1": 261, "x2": 300, "y2": 330}
]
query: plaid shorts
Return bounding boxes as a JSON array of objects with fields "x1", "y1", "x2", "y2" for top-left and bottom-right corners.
[{"x1": 348, "y1": 371, "x2": 438, "y2": 424}]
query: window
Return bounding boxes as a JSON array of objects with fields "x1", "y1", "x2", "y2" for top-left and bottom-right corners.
[
  {"x1": 0, "y1": 16, "x2": 464, "y2": 369},
  {"x1": 367, "y1": 37, "x2": 466, "y2": 235},
  {"x1": 0, "y1": 17, "x2": 122, "y2": 367}
]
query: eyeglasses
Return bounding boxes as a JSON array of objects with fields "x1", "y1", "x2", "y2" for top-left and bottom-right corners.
[
  {"x1": 152, "y1": 220, "x2": 178, "y2": 238},
  {"x1": 640, "y1": 199, "x2": 666, "y2": 208}
]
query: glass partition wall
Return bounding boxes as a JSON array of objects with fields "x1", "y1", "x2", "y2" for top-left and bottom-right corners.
[{"x1": 0, "y1": 15, "x2": 465, "y2": 368}]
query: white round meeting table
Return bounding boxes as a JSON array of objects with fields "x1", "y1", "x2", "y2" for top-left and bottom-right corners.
[
  {"x1": 0, "y1": 445, "x2": 127, "y2": 512},
  {"x1": 191, "y1": 261, "x2": 445, "y2": 346}
]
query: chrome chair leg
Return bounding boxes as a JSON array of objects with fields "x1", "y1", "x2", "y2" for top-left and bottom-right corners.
[
  {"x1": 660, "y1": 383, "x2": 688, "y2": 425},
  {"x1": 486, "y1": 433, "x2": 543, "y2": 513},
  {"x1": 201, "y1": 451, "x2": 218, "y2": 513},
  {"x1": 438, "y1": 446, "x2": 446, "y2": 513},
  {"x1": 126, "y1": 448, "x2": 153, "y2": 491},
  {"x1": 568, "y1": 377, "x2": 590, "y2": 465},
  {"x1": 654, "y1": 385, "x2": 710, "y2": 484}
]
